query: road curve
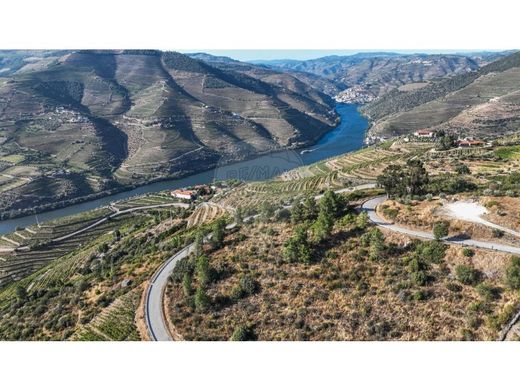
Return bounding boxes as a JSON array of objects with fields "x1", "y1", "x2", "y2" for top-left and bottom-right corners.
[
  {"x1": 144, "y1": 184, "x2": 376, "y2": 341},
  {"x1": 146, "y1": 188, "x2": 520, "y2": 341},
  {"x1": 145, "y1": 222, "x2": 238, "y2": 341},
  {"x1": 362, "y1": 195, "x2": 520, "y2": 255}
]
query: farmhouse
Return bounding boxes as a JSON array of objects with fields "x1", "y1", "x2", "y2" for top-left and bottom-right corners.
[
  {"x1": 171, "y1": 189, "x2": 197, "y2": 200},
  {"x1": 456, "y1": 139, "x2": 485, "y2": 148},
  {"x1": 413, "y1": 129, "x2": 436, "y2": 138}
]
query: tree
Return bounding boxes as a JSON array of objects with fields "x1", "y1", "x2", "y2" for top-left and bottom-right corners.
[
  {"x1": 455, "y1": 264, "x2": 480, "y2": 285},
  {"x1": 182, "y1": 272, "x2": 193, "y2": 297},
  {"x1": 283, "y1": 226, "x2": 312, "y2": 264},
  {"x1": 291, "y1": 199, "x2": 305, "y2": 224},
  {"x1": 302, "y1": 196, "x2": 318, "y2": 221},
  {"x1": 194, "y1": 230, "x2": 204, "y2": 257},
  {"x1": 506, "y1": 256, "x2": 520, "y2": 290},
  {"x1": 313, "y1": 191, "x2": 340, "y2": 241},
  {"x1": 260, "y1": 201, "x2": 275, "y2": 223},
  {"x1": 194, "y1": 286, "x2": 210, "y2": 312},
  {"x1": 436, "y1": 135, "x2": 456, "y2": 151},
  {"x1": 320, "y1": 190, "x2": 346, "y2": 217},
  {"x1": 313, "y1": 211, "x2": 333, "y2": 242},
  {"x1": 377, "y1": 160, "x2": 429, "y2": 197},
  {"x1": 356, "y1": 211, "x2": 369, "y2": 230},
  {"x1": 369, "y1": 228, "x2": 386, "y2": 261},
  {"x1": 406, "y1": 159, "x2": 429, "y2": 196},
  {"x1": 196, "y1": 255, "x2": 211, "y2": 286},
  {"x1": 433, "y1": 220, "x2": 450, "y2": 240},
  {"x1": 377, "y1": 164, "x2": 407, "y2": 197},
  {"x1": 212, "y1": 218, "x2": 226, "y2": 249}
]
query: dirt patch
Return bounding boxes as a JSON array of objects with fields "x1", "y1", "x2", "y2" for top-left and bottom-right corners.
[{"x1": 381, "y1": 197, "x2": 520, "y2": 246}]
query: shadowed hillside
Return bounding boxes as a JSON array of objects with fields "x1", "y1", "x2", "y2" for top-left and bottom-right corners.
[{"x1": 0, "y1": 50, "x2": 338, "y2": 218}]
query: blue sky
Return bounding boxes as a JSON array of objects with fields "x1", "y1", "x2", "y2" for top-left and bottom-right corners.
[{"x1": 179, "y1": 49, "x2": 496, "y2": 62}]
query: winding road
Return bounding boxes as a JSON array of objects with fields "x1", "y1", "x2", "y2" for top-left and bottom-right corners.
[
  {"x1": 145, "y1": 189, "x2": 520, "y2": 341},
  {"x1": 362, "y1": 196, "x2": 520, "y2": 255},
  {"x1": 6, "y1": 202, "x2": 190, "y2": 253}
]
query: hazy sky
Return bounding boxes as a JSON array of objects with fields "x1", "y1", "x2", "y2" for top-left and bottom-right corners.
[{"x1": 179, "y1": 49, "x2": 495, "y2": 62}]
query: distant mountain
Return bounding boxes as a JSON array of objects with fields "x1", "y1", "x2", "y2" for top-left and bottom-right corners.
[
  {"x1": 0, "y1": 50, "x2": 66, "y2": 76},
  {"x1": 362, "y1": 51, "x2": 520, "y2": 138},
  {"x1": 0, "y1": 50, "x2": 337, "y2": 217},
  {"x1": 192, "y1": 53, "x2": 345, "y2": 97},
  {"x1": 258, "y1": 52, "x2": 510, "y2": 103}
]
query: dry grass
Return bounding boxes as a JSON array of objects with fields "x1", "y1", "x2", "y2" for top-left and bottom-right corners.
[{"x1": 166, "y1": 218, "x2": 517, "y2": 340}]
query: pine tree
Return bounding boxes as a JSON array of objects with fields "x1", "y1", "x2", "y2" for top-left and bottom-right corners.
[
  {"x1": 212, "y1": 218, "x2": 226, "y2": 249},
  {"x1": 302, "y1": 196, "x2": 318, "y2": 221},
  {"x1": 368, "y1": 228, "x2": 385, "y2": 261},
  {"x1": 182, "y1": 272, "x2": 193, "y2": 297},
  {"x1": 194, "y1": 230, "x2": 204, "y2": 257},
  {"x1": 291, "y1": 199, "x2": 304, "y2": 224},
  {"x1": 283, "y1": 225, "x2": 312, "y2": 264},
  {"x1": 356, "y1": 211, "x2": 369, "y2": 230},
  {"x1": 196, "y1": 254, "x2": 211, "y2": 286},
  {"x1": 194, "y1": 285, "x2": 210, "y2": 312}
]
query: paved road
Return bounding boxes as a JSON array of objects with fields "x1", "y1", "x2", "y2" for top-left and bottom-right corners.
[
  {"x1": 7, "y1": 202, "x2": 189, "y2": 253},
  {"x1": 144, "y1": 184, "x2": 376, "y2": 341},
  {"x1": 145, "y1": 188, "x2": 520, "y2": 341},
  {"x1": 145, "y1": 221, "x2": 238, "y2": 341},
  {"x1": 362, "y1": 196, "x2": 520, "y2": 255}
]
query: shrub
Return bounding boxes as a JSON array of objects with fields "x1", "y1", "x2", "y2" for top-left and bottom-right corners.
[
  {"x1": 275, "y1": 208, "x2": 291, "y2": 222},
  {"x1": 462, "y1": 248, "x2": 475, "y2": 257},
  {"x1": 476, "y1": 283, "x2": 500, "y2": 301},
  {"x1": 411, "y1": 271, "x2": 428, "y2": 286},
  {"x1": 230, "y1": 325, "x2": 256, "y2": 341},
  {"x1": 505, "y1": 256, "x2": 520, "y2": 290},
  {"x1": 231, "y1": 275, "x2": 260, "y2": 301},
  {"x1": 433, "y1": 220, "x2": 450, "y2": 240},
  {"x1": 455, "y1": 163, "x2": 471, "y2": 175},
  {"x1": 455, "y1": 264, "x2": 480, "y2": 285},
  {"x1": 414, "y1": 240, "x2": 446, "y2": 264},
  {"x1": 492, "y1": 228, "x2": 504, "y2": 238}
]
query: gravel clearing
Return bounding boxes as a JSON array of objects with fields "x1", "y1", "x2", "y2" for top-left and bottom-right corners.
[{"x1": 442, "y1": 200, "x2": 520, "y2": 238}]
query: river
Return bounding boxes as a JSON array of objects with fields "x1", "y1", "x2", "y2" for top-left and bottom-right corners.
[{"x1": 0, "y1": 104, "x2": 367, "y2": 234}]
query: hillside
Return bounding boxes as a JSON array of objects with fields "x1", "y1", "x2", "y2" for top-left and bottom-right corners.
[
  {"x1": 3, "y1": 134, "x2": 520, "y2": 340},
  {"x1": 0, "y1": 50, "x2": 337, "y2": 218},
  {"x1": 259, "y1": 52, "x2": 509, "y2": 103},
  {"x1": 363, "y1": 51, "x2": 520, "y2": 138}
]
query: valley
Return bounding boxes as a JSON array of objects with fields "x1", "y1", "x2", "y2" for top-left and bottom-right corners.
[{"x1": 1, "y1": 50, "x2": 520, "y2": 341}]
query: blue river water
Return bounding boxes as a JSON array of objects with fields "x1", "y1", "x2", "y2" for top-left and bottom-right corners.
[{"x1": 0, "y1": 104, "x2": 368, "y2": 234}]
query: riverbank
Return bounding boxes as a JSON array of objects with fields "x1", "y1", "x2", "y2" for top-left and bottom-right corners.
[{"x1": 0, "y1": 104, "x2": 368, "y2": 234}]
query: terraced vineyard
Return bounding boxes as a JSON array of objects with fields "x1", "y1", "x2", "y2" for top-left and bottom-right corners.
[
  {"x1": 219, "y1": 141, "x2": 432, "y2": 210},
  {"x1": 112, "y1": 193, "x2": 182, "y2": 211},
  {"x1": 0, "y1": 208, "x2": 112, "y2": 250},
  {"x1": 74, "y1": 289, "x2": 141, "y2": 341},
  {"x1": 0, "y1": 214, "x2": 135, "y2": 287},
  {"x1": 186, "y1": 202, "x2": 229, "y2": 228}
]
